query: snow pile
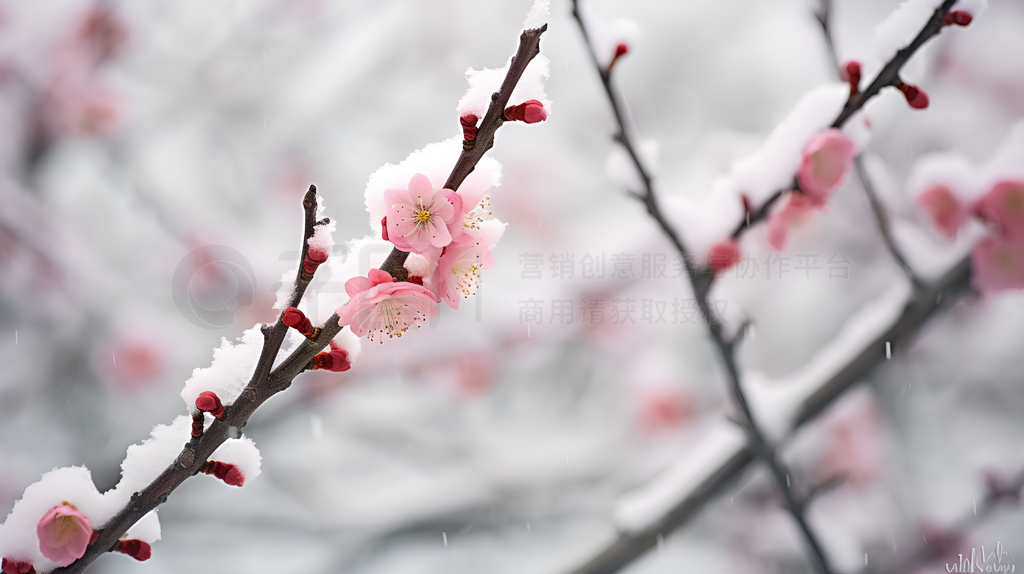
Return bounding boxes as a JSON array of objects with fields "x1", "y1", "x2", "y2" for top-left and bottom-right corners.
[
  {"x1": 522, "y1": 0, "x2": 550, "y2": 30},
  {"x1": 180, "y1": 326, "x2": 264, "y2": 412},
  {"x1": 124, "y1": 510, "x2": 162, "y2": 544},
  {"x1": 455, "y1": 56, "x2": 551, "y2": 122},
  {"x1": 106, "y1": 416, "x2": 193, "y2": 510},
  {"x1": 211, "y1": 437, "x2": 263, "y2": 484}
]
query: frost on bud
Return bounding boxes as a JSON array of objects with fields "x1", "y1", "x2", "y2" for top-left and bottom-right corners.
[
  {"x1": 460, "y1": 114, "x2": 479, "y2": 143},
  {"x1": 115, "y1": 540, "x2": 152, "y2": 562},
  {"x1": 201, "y1": 461, "x2": 245, "y2": 487},
  {"x1": 706, "y1": 239, "x2": 742, "y2": 273},
  {"x1": 195, "y1": 391, "x2": 225, "y2": 418},
  {"x1": 282, "y1": 307, "x2": 318, "y2": 338},
  {"x1": 503, "y1": 100, "x2": 547, "y2": 124},
  {"x1": 1, "y1": 558, "x2": 35, "y2": 574},
  {"x1": 917, "y1": 184, "x2": 967, "y2": 239},
  {"x1": 843, "y1": 61, "x2": 861, "y2": 97},
  {"x1": 943, "y1": 11, "x2": 973, "y2": 26},
  {"x1": 896, "y1": 81, "x2": 929, "y2": 110},
  {"x1": 310, "y1": 340, "x2": 351, "y2": 372},
  {"x1": 608, "y1": 43, "x2": 628, "y2": 72}
]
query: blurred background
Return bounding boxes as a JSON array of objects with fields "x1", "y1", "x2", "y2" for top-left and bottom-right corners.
[{"x1": 0, "y1": 0, "x2": 1022, "y2": 572}]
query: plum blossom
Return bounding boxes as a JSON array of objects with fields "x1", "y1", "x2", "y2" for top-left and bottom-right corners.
[
  {"x1": 797, "y1": 129, "x2": 856, "y2": 203},
  {"x1": 430, "y1": 229, "x2": 500, "y2": 310},
  {"x1": 975, "y1": 179, "x2": 1024, "y2": 237},
  {"x1": 36, "y1": 504, "x2": 92, "y2": 566},
  {"x1": 917, "y1": 184, "x2": 969, "y2": 239},
  {"x1": 972, "y1": 236, "x2": 1024, "y2": 293},
  {"x1": 337, "y1": 268, "x2": 438, "y2": 342},
  {"x1": 384, "y1": 174, "x2": 462, "y2": 255}
]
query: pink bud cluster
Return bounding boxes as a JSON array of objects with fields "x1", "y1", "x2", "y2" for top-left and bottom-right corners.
[{"x1": 918, "y1": 179, "x2": 1024, "y2": 292}]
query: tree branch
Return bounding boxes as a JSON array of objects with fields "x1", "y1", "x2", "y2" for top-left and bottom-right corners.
[{"x1": 52, "y1": 24, "x2": 550, "y2": 574}]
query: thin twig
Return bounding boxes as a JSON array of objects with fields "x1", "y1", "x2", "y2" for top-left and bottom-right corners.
[{"x1": 52, "y1": 25, "x2": 549, "y2": 574}]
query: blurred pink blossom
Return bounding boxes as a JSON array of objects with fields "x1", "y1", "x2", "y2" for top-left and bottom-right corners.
[
  {"x1": 917, "y1": 184, "x2": 968, "y2": 239},
  {"x1": 337, "y1": 269, "x2": 437, "y2": 341},
  {"x1": 384, "y1": 174, "x2": 462, "y2": 255},
  {"x1": 766, "y1": 192, "x2": 819, "y2": 251},
  {"x1": 797, "y1": 129, "x2": 856, "y2": 203},
  {"x1": 36, "y1": 504, "x2": 91, "y2": 566},
  {"x1": 975, "y1": 179, "x2": 1024, "y2": 237},
  {"x1": 972, "y1": 235, "x2": 1024, "y2": 292},
  {"x1": 706, "y1": 238, "x2": 741, "y2": 273}
]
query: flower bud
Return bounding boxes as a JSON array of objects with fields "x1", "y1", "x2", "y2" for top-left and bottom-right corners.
[
  {"x1": 843, "y1": 61, "x2": 861, "y2": 96},
  {"x1": 896, "y1": 81, "x2": 929, "y2": 109},
  {"x1": 1, "y1": 558, "x2": 36, "y2": 574},
  {"x1": 503, "y1": 100, "x2": 547, "y2": 124},
  {"x1": 195, "y1": 391, "x2": 225, "y2": 418},
  {"x1": 282, "y1": 307, "x2": 318, "y2": 338},
  {"x1": 117, "y1": 540, "x2": 152, "y2": 562},
  {"x1": 608, "y1": 43, "x2": 629, "y2": 72},
  {"x1": 460, "y1": 114, "x2": 479, "y2": 142},
  {"x1": 303, "y1": 247, "x2": 328, "y2": 276},
  {"x1": 943, "y1": 11, "x2": 972, "y2": 26},
  {"x1": 706, "y1": 239, "x2": 742, "y2": 273}
]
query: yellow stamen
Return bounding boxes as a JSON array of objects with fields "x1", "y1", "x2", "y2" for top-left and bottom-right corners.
[{"x1": 415, "y1": 210, "x2": 431, "y2": 223}]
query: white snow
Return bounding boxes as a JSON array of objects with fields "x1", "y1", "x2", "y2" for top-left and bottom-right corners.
[
  {"x1": 578, "y1": 6, "x2": 643, "y2": 67},
  {"x1": 907, "y1": 151, "x2": 980, "y2": 202},
  {"x1": 123, "y1": 510, "x2": 161, "y2": 544},
  {"x1": 874, "y1": 0, "x2": 944, "y2": 64},
  {"x1": 743, "y1": 278, "x2": 912, "y2": 441},
  {"x1": 106, "y1": 416, "x2": 193, "y2": 512},
  {"x1": 522, "y1": 0, "x2": 550, "y2": 30},
  {"x1": 180, "y1": 325, "x2": 264, "y2": 412},
  {"x1": 307, "y1": 216, "x2": 337, "y2": 255},
  {"x1": 211, "y1": 436, "x2": 263, "y2": 483},
  {"x1": 613, "y1": 419, "x2": 749, "y2": 535}
]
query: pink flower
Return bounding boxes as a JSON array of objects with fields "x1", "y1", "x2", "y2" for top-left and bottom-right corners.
[
  {"x1": 798, "y1": 129, "x2": 856, "y2": 203},
  {"x1": 766, "y1": 192, "x2": 820, "y2": 251},
  {"x1": 384, "y1": 174, "x2": 462, "y2": 255},
  {"x1": 37, "y1": 504, "x2": 92, "y2": 566},
  {"x1": 706, "y1": 239, "x2": 741, "y2": 273},
  {"x1": 917, "y1": 184, "x2": 968, "y2": 239},
  {"x1": 430, "y1": 234, "x2": 496, "y2": 310},
  {"x1": 337, "y1": 268, "x2": 438, "y2": 342},
  {"x1": 975, "y1": 179, "x2": 1024, "y2": 237},
  {"x1": 972, "y1": 235, "x2": 1024, "y2": 293}
]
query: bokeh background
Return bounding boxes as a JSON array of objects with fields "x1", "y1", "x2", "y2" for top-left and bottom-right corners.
[{"x1": 0, "y1": 0, "x2": 1022, "y2": 572}]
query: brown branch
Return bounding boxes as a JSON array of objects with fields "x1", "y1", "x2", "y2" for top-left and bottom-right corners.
[{"x1": 53, "y1": 24, "x2": 550, "y2": 574}]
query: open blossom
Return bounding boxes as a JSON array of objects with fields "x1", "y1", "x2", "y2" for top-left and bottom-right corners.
[
  {"x1": 431, "y1": 236, "x2": 494, "y2": 310},
  {"x1": 337, "y1": 268, "x2": 437, "y2": 341},
  {"x1": 975, "y1": 179, "x2": 1024, "y2": 237},
  {"x1": 37, "y1": 504, "x2": 92, "y2": 566},
  {"x1": 384, "y1": 174, "x2": 462, "y2": 255},
  {"x1": 973, "y1": 235, "x2": 1024, "y2": 293},
  {"x1": 917, "y1": 184, "x2": 968, "y2": 239},
  {"x1": 798, "y1": 129, "x2": 856, "y2": 203}
]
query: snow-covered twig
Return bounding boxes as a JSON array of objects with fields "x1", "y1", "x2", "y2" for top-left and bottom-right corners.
[{"x1": 45, "y1": 23, "x2": 549, "y2": 574}]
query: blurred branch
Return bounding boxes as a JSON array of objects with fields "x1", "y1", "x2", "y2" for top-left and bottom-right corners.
[
  {"x1": 571, "y1": 2, "x2": 833, "y2": 573},
  {"x1": 53, "y1": 25, "x2": 550, "y2": 574},
  {"x1": 566, "y1": 0, "x2": 968, "y2": 572},
  {"x1": 815, "y1": 0, "x2": 924, "y2": 289}
]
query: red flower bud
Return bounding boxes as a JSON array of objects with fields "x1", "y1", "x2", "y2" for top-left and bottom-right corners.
[
  {"x1": 202, "y1": 460, "x2": 245, "y2": 487},
  {"x1": 844, "y1": 61, "x2": 861, "y2": 96},
  {"x1": 191, "y1": 412, "x2": 205, "y2": 438},
  {"x1": 303, "y1": 247, "x2": 328, "y2": 276},
  {"x1": 2, "y1": 558, "x2": 36, "y2": 574},
  {"x1": 282, "y1": 307, "x2": 317, "y2": 338},
  {"x1": 118, "y1": 540, "x2": 152, "y2": 561},
  {"x1": 381, "y1": 216, "x2": 389, "y2": 241},
  {"x1": 195, "y1": 391, "x2": 225, "y2": 418},
  {"x1": 896, "y1": 81, "x2": 929, "y2": 109},
  {"x1": 707, "y1": 239, "x2": 742, "y2": 274},
  {"x1": 460, "y1": 114, "x2": 479, "y2": 142},
  {"x1": 608, "y1": 43, "x2": 629, "y2": 72},
  {"x1": 311, "y1": 340, "x2": 351, "y2": 372},
  {"x1": 944, "y1": 11, "x2": 972, "y2": 26},
  {"x1": 503, "y1": 100, "x2": 547, "y2": 124}
]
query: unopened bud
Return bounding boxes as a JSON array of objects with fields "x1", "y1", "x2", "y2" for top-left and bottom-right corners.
[
  {"x1": 2, "y1": 558, "x2": 36, "y2": 574},
  {"x1": 116, "y1": 539, "x2": 152, "y2": 562},
  {"x1": 460, "y1": 114, "x2": 479, "y2": 143},
  {"x1": 844, "y1": 61, "x2": 861, "y2": 96},
  {"x1": 503, "y1": 100, "x2": 547, "y2": 124},
  {"x1": 310, "y1": 340, "x2": 352, "y2": 372},
  {"x1": 282, "y1": 307, "x2": 318, "y2": 338},
  {"x1": 608, "y1": 43, "x2": 629, "y2": 73},
  {"x1": 943, "y1": 11, "x2": 972, "y2": 26},
  {"x1": 195, "y1": 391, "x2": 225, "y2": 418},
  {"x1": 303, "y1": 247, "x2": 328, "y2": 277},
  {"x1": 201, "y1": 460, "x2": 244, "y2": 487},
  {"x1": 896, "y1": 81, "x2": 929, "y2": 109}
]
